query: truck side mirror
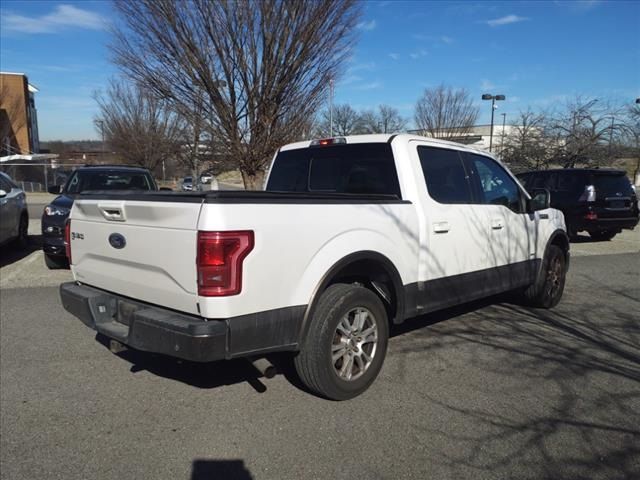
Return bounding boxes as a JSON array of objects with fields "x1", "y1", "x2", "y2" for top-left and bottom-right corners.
[
  {"x1": 528, "y1": 188, "x2": 550, "y2": 212},
  {"x1": 48, "y1": 185, "x2": 62, "y2": 194}
]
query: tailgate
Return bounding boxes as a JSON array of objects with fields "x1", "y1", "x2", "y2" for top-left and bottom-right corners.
[{"x1": 69, "y1": 199, "x2": 203, "y2": 315}]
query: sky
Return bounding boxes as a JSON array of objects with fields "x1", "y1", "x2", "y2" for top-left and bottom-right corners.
[{"x1": 1, "y1": 0, "x2": 639, "y2": 141}]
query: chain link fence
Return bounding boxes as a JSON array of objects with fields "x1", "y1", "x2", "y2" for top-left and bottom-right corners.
[{"x1": 0, "y1": 163, "x2": 81, "y2": 192}]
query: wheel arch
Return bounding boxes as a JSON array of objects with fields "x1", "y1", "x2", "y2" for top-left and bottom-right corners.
[
  {"x1": 298, "y1": 251, "x2": 405, "y2": 346},
  {"x1": 546, "y1": 229, "x2": 570, "y2": 271}
]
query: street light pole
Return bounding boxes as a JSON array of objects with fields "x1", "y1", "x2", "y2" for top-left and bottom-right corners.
[
  {"x1": 96, "y1": 120, "x2": 105, "y2": 163},
  {"x1": 500, "y1": 112, "x2": 507, "y2": 155},
  {"x1": 482, "y1": 94, "x2": 506, "y2": 152}
]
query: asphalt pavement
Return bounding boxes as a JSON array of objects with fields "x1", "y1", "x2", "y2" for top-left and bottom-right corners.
[{"x1": 1, "y1": 232, "x2": 639, "y2": 479}]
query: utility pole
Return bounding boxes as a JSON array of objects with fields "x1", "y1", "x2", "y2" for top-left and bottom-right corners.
[
  {"x1": 608, "y1": 116, "x2": 614, "y2": 158},
  {"x1": 329, "y1": 78, "x2": 334, "y2": 137}
]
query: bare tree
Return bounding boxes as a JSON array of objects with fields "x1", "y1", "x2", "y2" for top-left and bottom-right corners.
[
  {"x1": 501, "y1": 109, "x2": 550, "y2": 171},
  {"x1": 317, "y1": 104, "x2": 363, "y2": 136},
  {"x1": 359, "y1": 105, "x2": 406, "y2": 134},
  {"x1": 110, "y1": 0, "x2": 361, "y2": 189},
  {"x1": 621, "y1": 103, "x2": 640, "y2": 184},
  {"x1": 414, "y1": 85, "x2": 479, "y2": 140},
  {"x1": 548, "y1": 97, "x2": 624, "y2": 168},
  {"x1": 94, "y1": 79, "x2": 184, "y2": 174}
]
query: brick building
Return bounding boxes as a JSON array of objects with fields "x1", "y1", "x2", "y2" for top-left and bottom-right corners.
[{"x1": 0, "y1": 72, "x2": 40, "y2": 156}]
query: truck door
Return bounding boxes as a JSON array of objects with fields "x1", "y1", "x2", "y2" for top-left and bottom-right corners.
[
  {"x1": 411, "y1": 144, "x2": 493, "y2": 308},
  {"x1": 464, "y1": 153, "x2": 534, "y2": 268}
]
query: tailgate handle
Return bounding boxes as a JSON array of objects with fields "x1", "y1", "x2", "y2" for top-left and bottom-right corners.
[{"x1": 98, "y1": 203, "x2": 126, "y2": 222}]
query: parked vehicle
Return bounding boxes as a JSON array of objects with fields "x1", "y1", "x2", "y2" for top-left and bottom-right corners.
[
  {"x1": 181, "y1": 176, "x2": 194, "y2": 191},
  {"x1": 59, "y1": 134, "x2": 569, "y2": 400},
  {"x1": 42, "y1": 165, "x2": 157, "y2": 269},
  {"x1": 517, "y1": 168, "x2": 639, "y2": 241},
  {"x1": 0, "y1": 172, "x2": 29, "y2": 248},
  {"x1": 199, "y1": 172, "x2": 219, "y2": 190}
]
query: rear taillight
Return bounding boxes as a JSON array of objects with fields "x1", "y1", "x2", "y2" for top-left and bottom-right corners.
[
  {"x1": 64, "y1": 220, "x2": 71, "y2": 263},
  {"x1": 578, "y1": 185, "x2": 596, "y2": 202},
  {"x1": 197, "y1": 231, "x2": 254, "y2": 296},
  {"x1": 584, "y1": 212, "x2": 598, "y2": 220}
]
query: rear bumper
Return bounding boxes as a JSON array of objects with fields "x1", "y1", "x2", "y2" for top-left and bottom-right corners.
[
  {"x1": 573, "y1": 216, "x2": 639, "y2": 232},
  {"x1": 59, "y1": 282, "x2": 305, "y2": 362},
  {"x1": 60, "y1": 282, "x2": 227, "y2": 362}
]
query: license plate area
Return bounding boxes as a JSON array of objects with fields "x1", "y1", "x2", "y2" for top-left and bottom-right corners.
[
  {"x1": 605, "y1": 197, "x2": 630, "y2": 210},
  {"x1": 116, "y1": 300, "x2": 143, "y2": 326}
]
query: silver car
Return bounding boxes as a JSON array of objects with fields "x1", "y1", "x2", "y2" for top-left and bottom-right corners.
[{"x1": 0, "y1": 172, "x2": 29, "y2": 248}]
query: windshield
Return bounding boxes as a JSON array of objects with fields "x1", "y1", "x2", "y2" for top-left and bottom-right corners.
[{"x1": 65, "y1": 170, "x2": 155, "y2": 194}]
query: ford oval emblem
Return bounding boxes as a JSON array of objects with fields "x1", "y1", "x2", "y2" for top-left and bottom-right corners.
[{"x1": 108, "y1": 233, "x2": 126, "y2": 249}]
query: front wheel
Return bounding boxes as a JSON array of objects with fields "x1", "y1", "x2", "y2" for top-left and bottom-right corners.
[
  {"x1": 14, "y1": 214, "x2": 29, "y2": 248},
  {"x1": 294, "y1": 283, "x2": 389, "y2": 401},
  {"x1": 522, "y1": 245, "x2": 567, "y2": 309}
]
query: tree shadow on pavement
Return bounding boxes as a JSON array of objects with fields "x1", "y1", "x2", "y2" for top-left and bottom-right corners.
[
  {"x1": 0, "y1": 233, "x2": 43, "y2": 268},
  {"x1": 386, "y1": 285, "x2": 640, "y2": 480}
]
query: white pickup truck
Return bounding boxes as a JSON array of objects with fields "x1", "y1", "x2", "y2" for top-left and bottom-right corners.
[{"x1": 60, "y1": 134, "x2": 569, "y2": 400}]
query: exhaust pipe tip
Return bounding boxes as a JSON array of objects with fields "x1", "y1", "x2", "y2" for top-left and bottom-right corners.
[{"x1": 250, "y1": 357, "x2": 277, "y2": 379}]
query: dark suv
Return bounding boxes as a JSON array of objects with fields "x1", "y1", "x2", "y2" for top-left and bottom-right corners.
[
  {"x1": 42, "y1": 165, "x2": 157, "y2": 268},
  {"x1": 517, "y1": 168, "x2": 639, "y2": 241}
]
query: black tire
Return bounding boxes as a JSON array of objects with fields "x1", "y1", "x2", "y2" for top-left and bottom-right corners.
[
  {"x1": 588, "y1": 230, "x2": 616, "y2": 241},
  {"x1": 14, "y1": 213, "x2": 29, "y2": 249},
  {"x1": 522, "y1": 245, "x2": 567, "y2": 309},
  {"x1": 565, "y1": 222, "x2": 579, "y2": 242},
  {"x1": 44, "y1": 253, "x2": 68, "y2": 270},
  {"x1": 294, "y1": 283, "x2": 389, "y2": 401}
]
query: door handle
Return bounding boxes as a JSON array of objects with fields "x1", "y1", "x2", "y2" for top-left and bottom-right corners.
[
  {"x1": 491, "y1": 218, "x2": 504, "y2": 230},
  {"x1": 432, "y1": 221, "x2": 450, "y2": 233}
]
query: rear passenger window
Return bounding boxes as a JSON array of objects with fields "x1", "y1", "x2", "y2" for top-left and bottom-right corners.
[
  {"x1": 417, "y1": 146, "x2": 472, "y2": 204},
  {"x1": 468, "y1": 154, "x2": 524, "y2": 213},
  {"x1": 557, "y1": 173, "x2": 583, "y2": 193}
]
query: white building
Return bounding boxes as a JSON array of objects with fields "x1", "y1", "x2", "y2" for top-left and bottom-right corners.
[{"x1": 408, "y1": 124, "x2": 520, "y2": 154}]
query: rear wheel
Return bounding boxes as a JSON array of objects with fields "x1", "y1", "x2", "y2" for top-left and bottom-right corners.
[
  {"x1": 565, "y1": 221, "x2": 579, "y2": 241},
  {"x1": 294, "y1": 283, "x2": 389, "y2": 400},
  {"x1": 589, "y1": 230, "x2": 616, "y2": 241},
  {"x1": 522, "y1": 245, "x2": 567, "y2": 309},
  {"x1": 44, "y1": 253, "x2": 68, "y2": 270}
]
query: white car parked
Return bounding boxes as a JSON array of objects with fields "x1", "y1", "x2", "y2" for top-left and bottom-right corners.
[
  {"x1": 60, "y1": 134, "x2": 569, "y2": 400},
  {"x1": 0, "y1": 172, "x2": 28, "y2": 248}
]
